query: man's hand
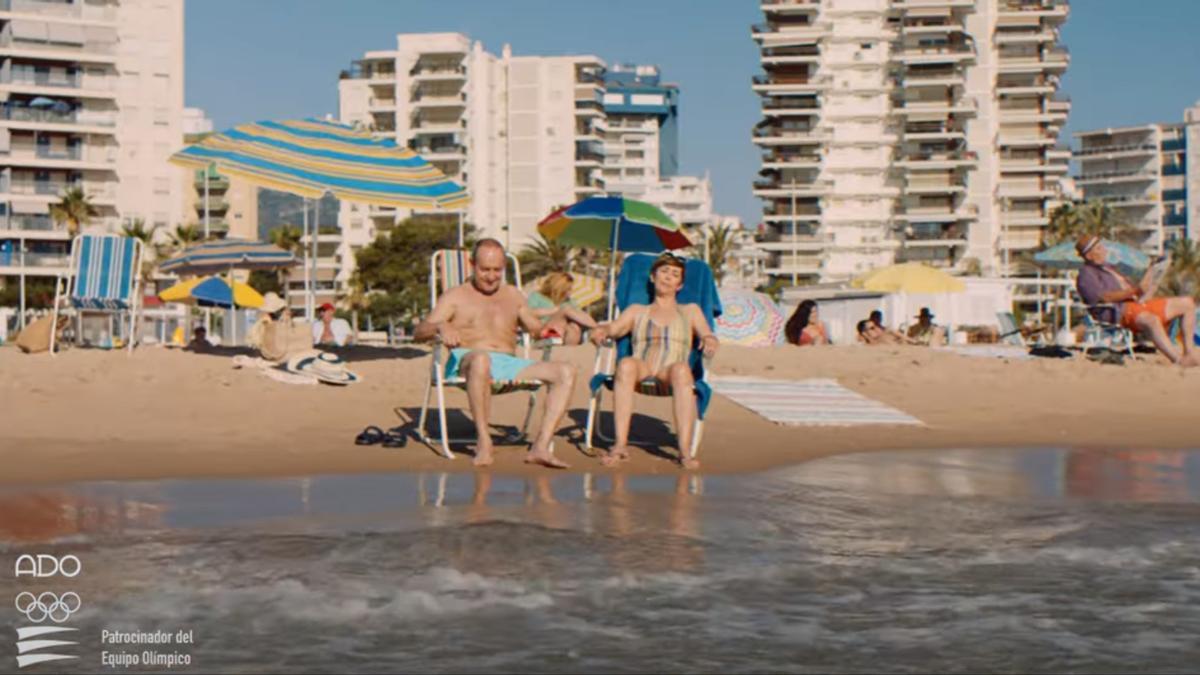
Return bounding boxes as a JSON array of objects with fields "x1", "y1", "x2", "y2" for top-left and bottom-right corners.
[
  {"x1": 436, "y1": 323, "x2": 461, "y2": 348},
  {"x1": 590, "y1": 325, "x2": 609, "y2": 346}
]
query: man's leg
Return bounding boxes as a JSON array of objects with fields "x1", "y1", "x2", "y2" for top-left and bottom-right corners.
[
  {"x1": 1163, "y1": 297, "x2": 1197, "y2": 359},
  {"x1": 461, "y1": 351, "x2": 496, "y2": 466},
  {"x1": 513, "y1": 360, "x2": 577, "y2": 468},
  {"x1": 1133, "y1": 312, "x2": 1190, "y2": 366}
]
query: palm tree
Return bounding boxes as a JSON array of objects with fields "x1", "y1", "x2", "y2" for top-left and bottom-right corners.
[
  {"x1": 121, "y1": 218, "x2": 164, "y2": 288},
  {"x1": 702, "y1": 222, "x2": 737, "y2": 286},
  {"x1": 518, "y1": 234, "x2": 576, "y2": 278},
  {"x1": 1163, "y1": 237, "x2": 1200, "y2": 299},
  {"x1": 1046, "y1": 200, "x2": 1134, "y2": 246},
  {"x1": 170, "y1": 224, "x2": 203, "y2": 252},
  {"x1": 268, "y1": 225, "x2": 304, "y2": 303},
  {"x1": 50, "y1": 187, "x2": 98, "y2": 238}
]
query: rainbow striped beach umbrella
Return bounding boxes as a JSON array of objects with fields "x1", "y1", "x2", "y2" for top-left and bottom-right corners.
[
  {"x1": 538, "y1": 197, "x2": 692, "y2": 318},
  {"x1": 537, "y1": 197, "x2": 691, "y2": 252},
  {"x1": 716, "y1": 290, "x2": 786, "y2": 347},
  {"x1": 169, "y1": 118, "x2": 468, "y2": 209}
]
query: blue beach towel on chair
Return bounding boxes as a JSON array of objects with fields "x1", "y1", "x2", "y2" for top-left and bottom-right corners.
[{"x1": 589, "y1": 253, "x2": 723, "y2": 418}]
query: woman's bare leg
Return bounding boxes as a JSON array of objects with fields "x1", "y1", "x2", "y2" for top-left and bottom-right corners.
[
  {"x1": 664, "y1": 363, "x2": 699, "y2": 469},
  {"x1": 607, "y1": 356, "x2": 650, "y2": 466}
]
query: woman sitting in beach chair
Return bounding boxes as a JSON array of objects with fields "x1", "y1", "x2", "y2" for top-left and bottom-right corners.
[
  {"x1": 588, "y1": 252, "x2": 719, "y2": 470},
  {"x1": 528, "y1": 271, "x2": 598, "y2": 346}
]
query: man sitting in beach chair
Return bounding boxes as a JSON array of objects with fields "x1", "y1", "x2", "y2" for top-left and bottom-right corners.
[
  {"x1": 414, "y1": 238, "x2": 577, "y2": 468},
  {"x1": 586, "y1": 252, "x2": 720, "y2": 470},
  {"x1": 1075, "y1": 235, "x2": 1197, "y2": 367}
]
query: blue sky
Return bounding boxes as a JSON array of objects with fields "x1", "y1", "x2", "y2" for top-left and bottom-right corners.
[{"x1": 186, "y1": 1, "x2": 1200, "y2": 230}]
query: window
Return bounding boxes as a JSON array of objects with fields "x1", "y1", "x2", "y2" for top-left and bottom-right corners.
[
  {"x1": 153, "y1": 107, "x2": 169, "y2": 126},
  {"x1": 153, "y1": 177, "x2": 169, "y2": 194}
]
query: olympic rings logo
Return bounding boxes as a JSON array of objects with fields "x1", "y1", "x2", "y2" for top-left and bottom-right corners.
[{"x1": 14, "y1": 592, "x2": 81, "y2": 623}]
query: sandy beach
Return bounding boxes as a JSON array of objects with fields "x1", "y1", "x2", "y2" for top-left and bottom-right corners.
[{"x1": 2, "y1": 343, "x2": 1199, "y2": 485}]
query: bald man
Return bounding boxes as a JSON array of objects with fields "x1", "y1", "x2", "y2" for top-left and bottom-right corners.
[{"x1": 415, "y1": 238, "x2": 577, "y2": 467}]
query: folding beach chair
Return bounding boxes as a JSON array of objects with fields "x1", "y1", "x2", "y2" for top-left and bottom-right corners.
[
  {"x1": 417, "y1": 249, "x2": 548, "y2": 460},
  {"x1": 50, "y1": 234, "x2": 144, "y2": 355},
  {"x1": 584, "y1": 254, "x2": 722, "y2": 460},
  {"x1": 1080, "y1": 304, "x2": 1136, "y2": 359}
]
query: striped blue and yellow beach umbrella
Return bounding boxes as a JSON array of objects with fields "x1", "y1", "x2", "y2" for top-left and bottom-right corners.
[
  {"x1": 159, "y1": 239, "x2": 296, "y2": 276},
  {"x1": 169, "y1": 118, "x2": 468, "y2": 209}
]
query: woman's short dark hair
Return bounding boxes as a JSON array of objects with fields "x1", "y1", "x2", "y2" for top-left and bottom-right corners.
[
  {"x1": 650, "y1": 253, "x2": 687, "y2": 283},
  {"x1": 785, "y1": 299, "x2": 817, "y2": 345}
]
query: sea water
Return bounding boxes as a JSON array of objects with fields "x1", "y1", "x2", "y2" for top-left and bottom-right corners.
[{"x1": 2, "y1": 447, "x2": 1199, "y2": 673}]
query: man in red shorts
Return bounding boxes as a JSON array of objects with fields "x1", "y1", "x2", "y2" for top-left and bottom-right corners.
[{"x1": 1075, "y1": 235, "x2": 1197, "y2": 367}]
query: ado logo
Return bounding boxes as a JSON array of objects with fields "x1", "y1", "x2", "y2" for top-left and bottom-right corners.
[{"x1": 14, "y1": 555, "x2": 81, "y2": 578}]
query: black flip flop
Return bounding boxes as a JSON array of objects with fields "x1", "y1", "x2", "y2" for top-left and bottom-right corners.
[
  {"x1": 355, "y1": 426, "x2": 385, "y2": 446},
  {"x1": 382, "y1": 428, "x2": 407, "y2": 448}
]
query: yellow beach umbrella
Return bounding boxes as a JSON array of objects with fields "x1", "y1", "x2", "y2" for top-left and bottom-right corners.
[
  {"x1": 851, "y1": 262, "x2": 966, "y2": 294},
  {"x1": 158, "y1": 276, "x2": 265, "y2": 308}
]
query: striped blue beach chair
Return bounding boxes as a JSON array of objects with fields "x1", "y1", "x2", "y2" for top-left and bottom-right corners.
[
  {"x1": 418, "y1": 248, "x2": 551, "y2": 460},
  {"x1": 50, "y1": 234, "x2": 144, "y2": 355}
]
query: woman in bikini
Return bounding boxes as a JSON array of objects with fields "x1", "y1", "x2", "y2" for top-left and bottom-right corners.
[{"x1": 589, "y1": 253, "x2": 719, "y2": 470}]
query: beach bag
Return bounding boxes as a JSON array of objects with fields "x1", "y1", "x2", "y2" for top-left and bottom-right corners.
[{"x1": 14, "y1": 315, "x2": 67, "y2": 354}]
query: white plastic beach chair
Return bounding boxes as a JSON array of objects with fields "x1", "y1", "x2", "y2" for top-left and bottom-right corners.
[
  {"x1": 50, "y1": 234, "x2": 144, "y2": 355},
  {"x1": 416, "y1": 249, "x2": 549, "y2": 460}
]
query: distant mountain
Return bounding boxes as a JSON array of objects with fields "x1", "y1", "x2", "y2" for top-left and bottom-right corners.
[{"x1": 257, "y1": 189, "x2": 340, "y2": 238}]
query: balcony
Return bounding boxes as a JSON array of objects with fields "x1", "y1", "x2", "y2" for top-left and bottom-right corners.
[
  {"x1": 194, "y1": 173, "x2": 230, "y2": 190},
  {"x1": 751, "y1": 21, "x2": 830, "y2": 46},
  {"x1": 997, "y1": 133, "x2": 1055, "y2": 147},
  {"x1": 892, "y1": 0, "x2": 975, "y2": 7},
  {"x1": 753, "y1": 178, "x2": 831, "y2": 199},
  {"x1": 896, "y1": 208, "x2": 975, "y2": 224},
  {"x1": 751, "y1": 125, "x2": 829, "y2": 146},
  {"x1": 751, "y1": 73, "x2": 828, "y2": 93},
  {"x1": 367, "y1": 97, "x2": 396, "y2": 110},
  {"x1": 412, "y1": 93, "x2": 465, "y2": 109},
  {"x1": 997, "y1": 47, "x2": 1070, "y2": 73},
  {"x1": 13, "y1": 252, "x2": 71, "y2": 269},
  {"x1": 760, "y1": 0, "x2": 820, "y2": 12},
  {"x1": 997, "y1": 1, "x2": 1069, "y2": 21},
  {"x1": 195, "y1": 198, "x2": 230, "y2": 213},
  {"x1": 414, "y1": 144, "x2": 466, "y2": 160},
  {"x1": 997, "y1": 180, "x2": 1056, "y2": 198},
  {"x1": 0, "y1": 0, "x2": 119, "y2": 21},
  {"x1": 892, "y1": 45, "x2": 975, "y2": 65},
  {"x1": 905, "y1": 178, "x2": 967, "y2": 194},
  {"x1": 762, "y1": 152, "x2": 821, "y2": 169},
  {"x1": 896, "y1": 151, "x2": 977, "y2": 170},
  {"x1": 1001, "y1": 211, "x2": 1049, "y2": 227},
  {"x1": 0, "y1": 106, "x2": 117, "y2": 130},
  {"x1": 410, "y1": 119, "x2": 463, "y2": 134},
  {"x1": 574, "y1": 99, "x2": 604, "y2": 117},
  {"x1": 4, "y1": 179, "x2": 115, "y2": 200},
  {"x1": 893, "y1": 98, "x2": 977, "y2": 116},
  {"x1": 754, "y1": 233, "x2": 831, "y2": 251},
  {"x1": 409, "y1": 66, "x2": 465, "y2": 80},
  {"x1": 575, "y1": 150, "x2": 604, "y2": 166},
  {"x1": 1075, "y1": 169, "x2": 1158, "y2": 184},
  {"x1": 0, "y1": 36, "x2": 118, "y2": 64},
  {"x1": 0, "y1": 213, "x2": 61, "y2": 234},
  {"x1": 1073, "y1": 142, "x2": 1158, "y2": 158}
]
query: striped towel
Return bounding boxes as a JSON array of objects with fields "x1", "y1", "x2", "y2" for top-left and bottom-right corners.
[
  {"x1": 710, "y1": 376, "x2": 922, "y2": 426},
  {"x1": 70, "y1": 235, "x2": 138, "y2": 310}
]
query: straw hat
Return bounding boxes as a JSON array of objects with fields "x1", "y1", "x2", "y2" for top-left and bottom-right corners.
[
  {"x1": 285, "y1": 351, "x2": 361, "y2": 385},
  {"x1": 260, "y1": 292, "x2": 287, "y2": 314}
]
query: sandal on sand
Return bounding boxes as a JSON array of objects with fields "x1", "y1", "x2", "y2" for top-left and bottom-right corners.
[
  {"x1": 381, "y1": 428, "x2": 407, "y2": 448},
  {"x1": 355, "y1": 426, "x2": 385, "y2": 446}
]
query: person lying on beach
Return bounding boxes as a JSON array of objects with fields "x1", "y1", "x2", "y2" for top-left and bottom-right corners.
[
  {"x1": 527, "y1": 271, "x2": 598, "y2": 345},
  {"x1": 588, "y1": 252, "x2": 719, "y2": 470},
  {"x1": 857, "y1": 318, "x2": 914, "y2": 345},
  {"x1": 1075, "y1": 235, "x2": 1198, "y2": 367},
  {"x1": 785, "y1": 299, "x2": 828, "y2": 346},
  {"x1": 414, "y1": 238, "x2": 577, "y2": 469},
  {"x1": 906, "y1": 307, "x2": 947, "y2": 347},
  {"x1": 312, "y1": 302, "x2": 354, "y2": 347}
]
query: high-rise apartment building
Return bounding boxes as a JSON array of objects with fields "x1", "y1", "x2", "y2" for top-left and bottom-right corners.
[
  {"x1": 1073, "y1": 101, "x2": 1200, "y2": 251},
  {"x1": 337, "y1": 33, "x2": 604, "y2": 266},
  {"x1": 0, "y1": 0, "x2": 184, "y2": 287},
  {"x1": 751, "y1": 0, "x2": 1070, "y2": 285}
]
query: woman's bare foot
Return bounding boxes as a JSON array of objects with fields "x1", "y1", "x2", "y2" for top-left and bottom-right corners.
[
  {"x1": 601, "y1": 445, "x2": 633, "y2": 467},
  {"x1": 525, "y1": 442, "x2": 569, "y2": 469},
  {"x1": 680, "y1": 455, "x2": 700, "y2": 471},
  {"x1": 473, "y1": 438, "x2": 495, "y2": 467}
]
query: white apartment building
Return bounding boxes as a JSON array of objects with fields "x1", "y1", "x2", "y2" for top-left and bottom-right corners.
[
  {"x1": 336, "y1": 32, "x2": 605, "y2": 299},
  {"x1": 1073, "y1": 101, "x2": 1200, "y2": 251},
  {"x1": 751, "y1": 0, "x2": 1070, "y2": 285},
  {"x1": 0, "y1": 0, "x2": 184, "y2": 289}
]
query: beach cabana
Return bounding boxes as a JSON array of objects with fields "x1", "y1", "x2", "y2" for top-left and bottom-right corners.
[{"x1": 169, "y1": 118, "x2": 468, "y2": 320}]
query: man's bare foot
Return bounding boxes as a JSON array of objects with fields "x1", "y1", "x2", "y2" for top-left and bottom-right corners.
[
  {"x1": 1180, "y1": 353, "x2": 1200, "y2": 368},
  {"x1": 473, "y1": 439, "x2": 495, "y2": 467},
  {"x1": 680, "y1": 456, "x2": 700, "y2": 471},
  {"x1": 601, "y1": 445, "x2": 633, "y2": 467},
  {"x1": 525, "y1": 442, "x2": 569, "y2": 469}
]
